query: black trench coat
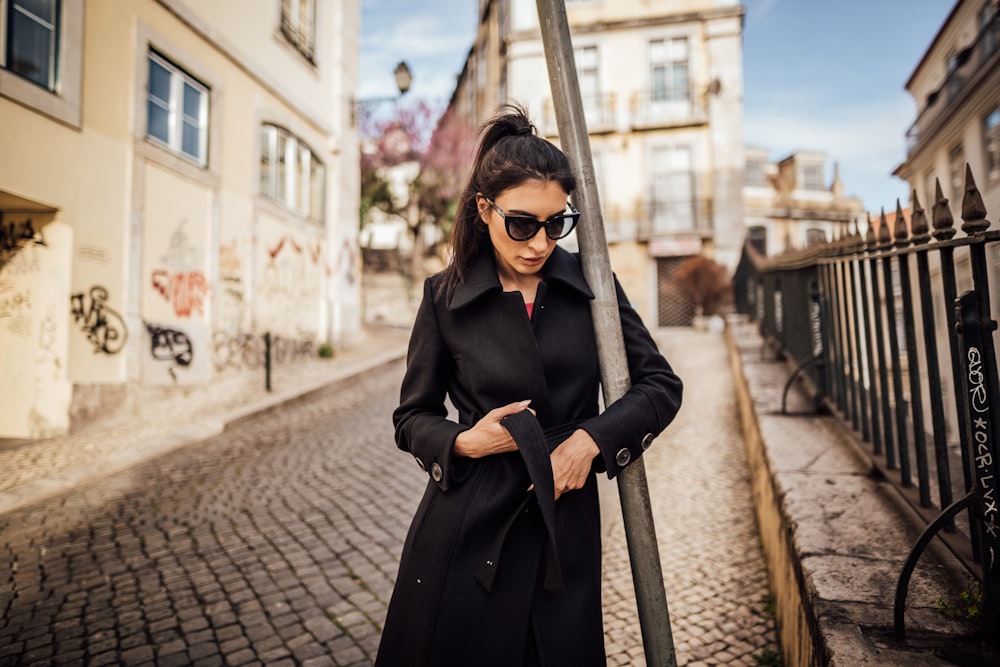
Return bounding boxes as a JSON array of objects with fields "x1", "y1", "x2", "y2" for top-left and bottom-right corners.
[{"x1": 376, "y1": 247, "x2": 682, "y2": 667}]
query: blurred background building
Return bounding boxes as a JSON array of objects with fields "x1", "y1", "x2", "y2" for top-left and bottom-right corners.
[
  {"x1": 446, "y1": 0, "x2": 746, "y2": 326},
  {"x1": 0, "y1": 0, "x2": 361, "y2": 437}
]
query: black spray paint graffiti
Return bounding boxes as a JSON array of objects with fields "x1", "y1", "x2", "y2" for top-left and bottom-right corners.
[
  {"x1": 212, "y1": 331, "x2": 263, "y2": 373},
  {"x1": 70, "y1": 286, "x2": 127, "y2": 354},
  {"x1": 212, "y1": 330, "x2": 315, "y2": 372},
  {"x1": 145, "y1": 322, "x2": 193, "y2": 383},
  {"x1": 0, "y1": 217, "x2": 47, "y2": 268}
]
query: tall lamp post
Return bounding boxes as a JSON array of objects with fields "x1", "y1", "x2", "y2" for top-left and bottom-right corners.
[{"x1": 357, "y1": 62, "x2": 415, "y2": 321}]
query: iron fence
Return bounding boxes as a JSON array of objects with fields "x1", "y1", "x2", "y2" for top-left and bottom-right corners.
[{"x1": 733, "y1": 165, "x2": 1000, "y2": 640}]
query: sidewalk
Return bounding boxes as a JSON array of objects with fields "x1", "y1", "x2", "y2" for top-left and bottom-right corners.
[{"x1": 0, "y1": 324, "x2": 413, "y2": 517}]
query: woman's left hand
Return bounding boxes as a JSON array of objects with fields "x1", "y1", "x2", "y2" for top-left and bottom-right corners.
[{"x1": 550, "y1": 429, "x2": 600, "y2": 500}]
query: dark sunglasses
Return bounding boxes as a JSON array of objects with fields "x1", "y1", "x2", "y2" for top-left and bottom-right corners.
[{"x1": 483, "y1": 196, "x2": 581, "y2": 241}]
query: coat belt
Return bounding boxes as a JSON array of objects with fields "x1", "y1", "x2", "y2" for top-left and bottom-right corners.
[{"x1": 473, "y1": 412, "x2": 582, "y2": 593}]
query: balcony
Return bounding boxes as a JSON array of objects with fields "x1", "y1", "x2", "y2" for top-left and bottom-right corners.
[
  {"x1": 637, "y1": 197, "x2": 713, "y2": 240},
  {"x1": 630, "y1": 87, "x2": 708, "y2": 130},
  {"x1": 542, "y1": 93, "x2": 617, "y2": 136},
  {"x1": 905, "y1": 11, "x2": 1000, "y2": 157}
]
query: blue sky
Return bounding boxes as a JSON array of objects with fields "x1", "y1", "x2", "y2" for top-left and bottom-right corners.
[{"x1": 359, "y1": 0, "x2": 954, "y2": 213}]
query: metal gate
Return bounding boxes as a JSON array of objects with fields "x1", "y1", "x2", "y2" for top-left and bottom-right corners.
[{"x1": 656, "y1": 256, "x2": 695, "y2": 327}]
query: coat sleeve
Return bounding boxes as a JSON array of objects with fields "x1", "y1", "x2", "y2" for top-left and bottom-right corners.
[
  {"x1": 392, "y1": 277, "x2": 471, "y2": 492},
  {"x1": 579, "y1": 278, "x2": 683, "y2": 478}
]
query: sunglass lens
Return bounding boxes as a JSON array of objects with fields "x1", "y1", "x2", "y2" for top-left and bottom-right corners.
[{"x1": 507, "y1": 216, "x2": 540, "y2": 240}]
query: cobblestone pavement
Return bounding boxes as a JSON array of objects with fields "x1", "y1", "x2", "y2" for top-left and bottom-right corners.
[
  {"x1": 0, "y1": 326, "x2": 779, "y2": 665},
  {"x1": 600, "y1": 328, "x2": 780, "y2": 666}
]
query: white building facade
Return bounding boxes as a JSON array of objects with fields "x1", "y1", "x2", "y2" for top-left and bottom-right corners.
[
  {"x1": 450, "y1": 0, "x2": 745, "y2": 326},
  {"x1": 0, "y1": 0, "x2": 362, "y2": 438}
]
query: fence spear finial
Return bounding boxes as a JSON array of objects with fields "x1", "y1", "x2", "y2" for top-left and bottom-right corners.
[
  {"x1": 878, "y1": 207, "x2": 893, "y2": 250},
  {"x1": 931, "y1": 177, "x2": 955, "y2": 241},
  {"x1": 894, "y1": 199, "x2": 910, "y2": 248},
  {"x1": 960, "y1": 163, "x2": 991, "y2": 234},
  {"x1": 865, "y1": 212, "x2": 876, "y2": 248},
  {"x1": 911, "y1": 190, "x2": 930, "y2": 245}
]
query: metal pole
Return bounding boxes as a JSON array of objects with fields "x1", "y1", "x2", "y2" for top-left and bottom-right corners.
[{"x1": 534, "y1": 1, "x2": 676, "y2": 664}]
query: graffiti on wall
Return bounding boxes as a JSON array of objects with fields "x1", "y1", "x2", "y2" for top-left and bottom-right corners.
[
  {"x1": 151, "y1": 269, "x2": 211, "y2": 318},
  {"x1": 0, "y1": 279, "x2": 32, "y2": 338},
  {"x1": 70, "y1": 286, "x2": 128, "y2": 354},
  {"x1": 259, "y1": 234, "x2": 323, "y2": 335},
  {"x1": 144, "y1": 321, "x2": 193, "y2": 383},
  {"x1": 148, "y1": 219, "x2": 211, "y2": 319},
  {"x1": 335, "y1": 238, "x2": 358, "y2": 286},
  {"x1": 0, "y1": 217, "x2": 46, "y2": 268},
  {"x1": 211, "y1": 329, "x2": 314, "y2": 373},
  {"x1": 212, "y1": 330, "x2": 262, "y2": 373},
  {"x1": 216, "y1": 239, "x2": 247, "y2": 332}
]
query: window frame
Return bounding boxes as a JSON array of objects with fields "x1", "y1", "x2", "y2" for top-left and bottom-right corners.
[
  {"x1": 280, "y1": 0, "x2": 316, "y2": 62},
  {"x1": 948, "y1": 142, "x2": 965, "y2": 204},
  {"x1": 5, "y1": 0, "x2": 60, "y2": 91},
  {"x1": 799, "y1": 163, "x2": 825, "y2": 191},
  {"x1": 649, "y1": 37, "x2": 689, "y2": 104},
  {"x1": 146, "y1": 49, "x2": 210, "y2": 167},
  {"x1": 260, "y1": 123, "x2": 325, "y2": 223},
  {"x1": 984, "y1": 105, "x2": 1000, "y2": 182},
  {"x1": 0, "y1": 0, "x2": 81, "y2": 127},
  {"x1": 649, "y1": 144, "x2": 695, "y2": 233}
]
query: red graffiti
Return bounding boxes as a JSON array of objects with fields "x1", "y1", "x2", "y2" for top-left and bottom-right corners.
[
  {"x1": 152, "y1": 269, "x2": 211, "y2": 318},
  {"x1": 267, "y1": 235, "x2": 323, "y2": 265}
]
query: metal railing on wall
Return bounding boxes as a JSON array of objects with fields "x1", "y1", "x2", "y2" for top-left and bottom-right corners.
[{"x1": 733, "y1": 165, "x2": 1000, "y2": 642}]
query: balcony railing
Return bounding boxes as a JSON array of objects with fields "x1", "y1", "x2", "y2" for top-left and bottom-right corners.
[
  {"x1": 542, "y1": 93, "x2": 617, "y2": 135},
  {"x1": 637, "y1": 197, "x2": 713, "y2": 239},
  {"x1": 630, "y1": 87, "x2": 708, "y2": 129},
  {"x1": 905, "y1": 12, "x2": 1000, "y2": 156}
]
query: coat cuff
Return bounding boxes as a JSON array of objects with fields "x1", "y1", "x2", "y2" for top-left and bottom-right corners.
[{"x1": 408, "y1": 421, "x2": 472, "y2": 491}]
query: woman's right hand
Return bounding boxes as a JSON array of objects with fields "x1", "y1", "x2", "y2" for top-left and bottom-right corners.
[{"x1": 453, "y1": 400, "x2": 533, "y2": 458}]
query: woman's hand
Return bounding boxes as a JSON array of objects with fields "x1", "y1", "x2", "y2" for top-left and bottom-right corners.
[
  {"x1": 550, "y1": 429, "x2": 600, "y2": 500},
  {"x1": 453, "y1": 400, "x2": 534, "y2": 459}
]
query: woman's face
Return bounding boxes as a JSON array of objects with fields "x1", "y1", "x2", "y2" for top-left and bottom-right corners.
[{"x1": 477, "y1": 179, "x2": 567, "y2": 283}]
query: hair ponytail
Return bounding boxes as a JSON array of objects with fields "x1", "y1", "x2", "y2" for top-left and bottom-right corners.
[{"x1": 437, "y1": 103, "x2": 575, "y2": 305}]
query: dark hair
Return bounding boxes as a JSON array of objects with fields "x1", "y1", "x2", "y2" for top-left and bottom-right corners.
[{"x1": 436, "y1": 102, "x2": 576, "y2": 305}]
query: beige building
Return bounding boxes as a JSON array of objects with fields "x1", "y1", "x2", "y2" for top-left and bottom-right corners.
[
  {"x1": 0, "y1": 0, "x2": 361, "y2": 438},
  {"x1": 447, "y1": 0, "x2": 745, "y2": 326},
  {"x1": 744, "y1": 148, "x2": 864, "y2": 255},
  {"x1": 895, "y1": 0, "x2": 999, "y2": 218}
]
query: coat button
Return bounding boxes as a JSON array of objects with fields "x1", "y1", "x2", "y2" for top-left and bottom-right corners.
[
  {"x1": 615, "y1": 448, "x2": 631, "y2": 467},
  {"x1": 641, "y1": 433, "x2": 655, "y2": 450},
  {"x1": 415, "y1": 456, "x2": 426, "y2": 471},
  {"x1": 431, "y1": 462, "x2": 443, "y2": 482}
]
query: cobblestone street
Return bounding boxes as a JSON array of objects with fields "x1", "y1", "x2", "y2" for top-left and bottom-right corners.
[{"x1": 0, "y1": 327, "x2": 778, "y2": 666}]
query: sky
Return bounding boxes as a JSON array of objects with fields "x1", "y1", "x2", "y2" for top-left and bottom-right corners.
[{"x1": 359, "y1": 0, "x2": 956, "y2": 214}]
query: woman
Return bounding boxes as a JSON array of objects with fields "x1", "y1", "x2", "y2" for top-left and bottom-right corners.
[{"x1": 375, "y1": 104, "x2": 683, "y2": 666}]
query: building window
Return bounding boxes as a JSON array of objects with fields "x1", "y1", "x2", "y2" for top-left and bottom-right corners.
[
  {"x1": 985, "y1": 106, "x2": 1000, "y2": 181},
  {"x1": 575, "y1": 45, "x2": 601, "y2": 121},
  {"x1": 650, "y1": 38, "x2": 689, "y2": 103},
  {"x1": 745, "y1": 159, "x2": 768, "y2": 188},
  {"x1": 650, "y1": 145, "x2": 694, "y2": 233},
  {"x1": 4, "y1": 0, "x2": 59, "y2": 91},
  {"x1": 981, "y1": 1, "x2": 999, "y2": 60},
  {"x1": 800, "y1": 163, "x2": 825, "y2": 191},
  {"x1": 281, "y1": 0, "x2": 315, "y2": 61},
  {"x1": 949, "y1": 143, "x2": 965, "y2": 204},
  {"x1": 805, "y1": 228, "x2": 827, "y2": 246},
  {"x1": 923, "y1": 169, "x2": 936, "y2": 205},
  {"x1": 146, "y1": 51, "x2": 209, "y2": 165},
  {"x1": 260, "y1": 123, "x2": 325, "y2": 222}
]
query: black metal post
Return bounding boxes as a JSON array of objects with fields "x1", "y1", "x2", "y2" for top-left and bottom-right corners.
[{"x1": 264, "y1": 331, "x2": 272, "y2": 393}]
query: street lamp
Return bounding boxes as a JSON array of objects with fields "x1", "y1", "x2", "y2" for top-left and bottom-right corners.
[{"x1": 354, "y1": 61, "x2": 413, "y2": 123}]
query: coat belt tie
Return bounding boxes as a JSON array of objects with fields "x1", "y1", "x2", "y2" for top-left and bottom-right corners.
[{"x1": 473, "y1": 412, "x2": 582, "y2": 593}]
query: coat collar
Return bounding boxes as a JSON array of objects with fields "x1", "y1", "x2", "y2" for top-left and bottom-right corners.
[{"x1": 448, "y1": 245, "x2": 595, "y2": 310}]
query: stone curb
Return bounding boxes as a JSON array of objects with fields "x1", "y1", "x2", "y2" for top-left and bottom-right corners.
[{"x1": 725, "y1": 316, "x2": 984, "y2": 666}]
